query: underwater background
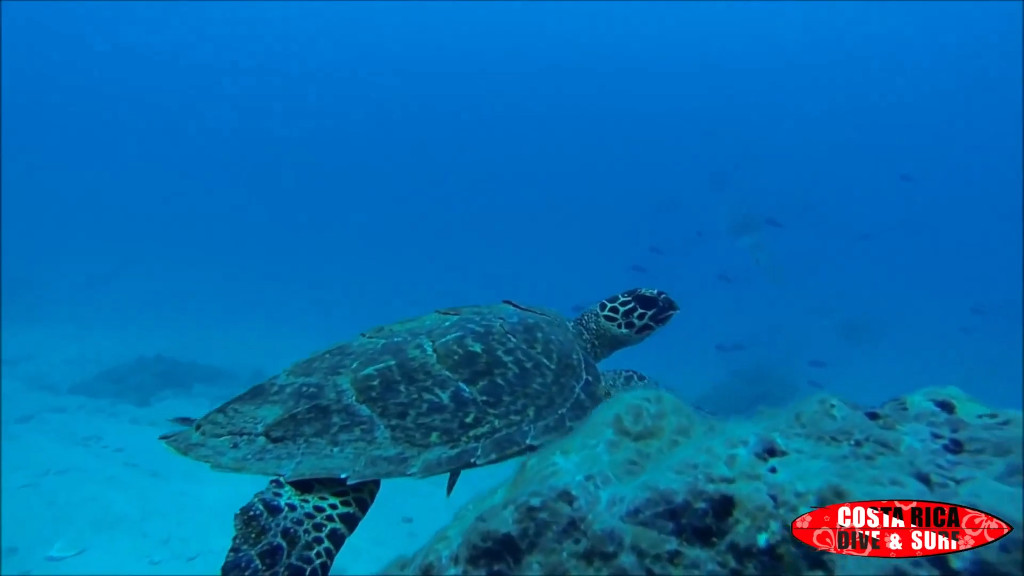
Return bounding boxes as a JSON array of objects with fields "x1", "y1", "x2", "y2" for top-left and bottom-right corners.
[{"x1": 1, "y1": 1, "x2": 1021, "y2": 574}]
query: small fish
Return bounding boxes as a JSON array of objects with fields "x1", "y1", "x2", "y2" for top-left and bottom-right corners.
[
  {"x1": 716, "y1": 272, "x2": 734, "y2": 284},
  {"x1": 648, "y1": 245, "x2": 666, "y2": 256},
  {"x1": 570, "y1": 304, "x2": 586, "y2": 314},
  {"x1": 968, "y1": 304, "x2": 986, "y2": 317},
  {"x1": 693, "y1": 404, "x2": 718, "y2": 417},
  {"x1": 898, "y1": 173, "x2": 916, "y2": 183},
  {"x1": 806, "y1": 379, "x2": 825, "y2": 390},
  {"x1": 400, "y1": 516, "x2": 415, "y2": 524},
  {"x1": 806, "y1": 359, "x2": 828, "y2": 369},
  {"x1": 629, "y1": 264, "x2": 649, "y2": 274},
  {"x1": 763, "y1": 217, "x2": 785, "y2": 229}
]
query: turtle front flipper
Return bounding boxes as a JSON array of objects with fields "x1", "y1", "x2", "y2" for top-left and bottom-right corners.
[
  {"x1": 600, "y1": 368, "x2": 661, "y2": 398},
  {"x1": 222, "y1": 477, "x2": 381, "y2": 576}
]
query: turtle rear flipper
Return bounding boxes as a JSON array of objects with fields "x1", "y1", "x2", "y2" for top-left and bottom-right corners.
[
  {"x1": 157, "y1": 417, "x2": 198, "y2": 441},
  {"x1": 222, "y1": 477, "x2": 381, "y2": 576},
  {"x1": 168, "y1": 416, "x2": 198, "y2": 427},
  {"x1": 445, "y1": 470, "x2": 461, "y2": 498}
]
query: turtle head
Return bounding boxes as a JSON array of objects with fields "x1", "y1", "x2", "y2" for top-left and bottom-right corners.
[{"x1": 571, "y1": 288, "x2": 678, "y2": 362}]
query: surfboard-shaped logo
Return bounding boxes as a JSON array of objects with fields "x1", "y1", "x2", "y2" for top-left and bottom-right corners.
[{"x1": 791, "y1": 500, "x2": 1014, "y2": 558}]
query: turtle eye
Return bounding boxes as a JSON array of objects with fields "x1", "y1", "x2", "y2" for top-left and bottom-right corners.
[
  {"x1": 629, "y1": 290, "x2": 679, "y2": 321},
  {"x1": 632, "y1": 293, "x2": 662, "y2": 311}
]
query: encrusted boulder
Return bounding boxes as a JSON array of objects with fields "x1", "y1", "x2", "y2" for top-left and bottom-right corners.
[{"x1": 386, "y1": 386, "x2": 1021, "y2": 575}]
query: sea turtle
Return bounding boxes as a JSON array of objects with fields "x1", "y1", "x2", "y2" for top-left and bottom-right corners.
[{"x1": 160, "y1": 287, "x2": 678, "y2": 576}]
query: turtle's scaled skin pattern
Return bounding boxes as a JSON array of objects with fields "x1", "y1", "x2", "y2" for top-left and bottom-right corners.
[
  {"x1": 160, "y1": 288, "x2": 679, "y2": 576},
  {"x1": 162, "y1": 302, "x2": 606, "y2": 482},
  {"x1": 161, "y1": 288, "x2": 678, "y2": 484},
  {"x1": 222, "y1": 477, "x2": 379, "y2": 576},
  {"x1": 221, "y1": 368, "x2": 664, "y2": 576}
]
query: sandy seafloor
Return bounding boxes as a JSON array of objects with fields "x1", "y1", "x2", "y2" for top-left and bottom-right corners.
[{"x1": 0, "y1": 324, "x2": 520, "y2": 576}]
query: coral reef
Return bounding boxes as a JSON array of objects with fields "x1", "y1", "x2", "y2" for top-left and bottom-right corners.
[
  {"x1": 67, "y1": 354, "x2": 239, "y2": 407},
  {"x1": 387, "y1": 386, "x2": 1021, "y2": 575}
]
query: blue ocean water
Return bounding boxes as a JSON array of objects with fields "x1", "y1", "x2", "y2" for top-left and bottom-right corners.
[{"x1": 0, "y1": 2, "x2": 1021, "y2": 575}]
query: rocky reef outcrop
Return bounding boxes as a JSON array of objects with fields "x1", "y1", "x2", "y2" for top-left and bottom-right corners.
[
  {"x1": 67, "y1": 354, "x2": 241, "y2": 406},
  {"x1": 387, "y1": 386, "x2": 1021, "y2": 575}
]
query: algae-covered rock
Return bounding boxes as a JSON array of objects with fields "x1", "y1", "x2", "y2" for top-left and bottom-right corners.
[{"x1": 386, "y1": 387, "x2": 1021, "y2": 575}]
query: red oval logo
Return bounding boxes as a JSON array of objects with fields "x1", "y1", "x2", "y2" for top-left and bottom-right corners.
[{"x1": 791, "y1": 500, "x2": 1014, "y2": 558}]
